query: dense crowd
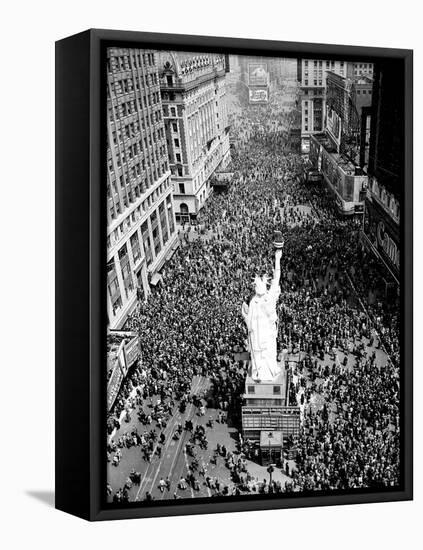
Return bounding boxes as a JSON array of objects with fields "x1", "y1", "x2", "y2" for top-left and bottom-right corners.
[{"x1": 107, "y1": 99, "x2": 400, "y2": 501}]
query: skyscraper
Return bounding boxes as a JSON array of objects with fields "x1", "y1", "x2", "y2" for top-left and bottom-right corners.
[
  {"x1": 158, "y1": 52, "x2": 231, "y2": 224},
  {"x1": 106, "y1": 48, "x2": 178, "y2": 329},
  {"x1": 362, "y1": 60, "x2": 403, "y2": 284}
]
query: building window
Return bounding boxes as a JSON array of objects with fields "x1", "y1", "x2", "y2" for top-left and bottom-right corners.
[
  {"x1": 111, "y1": 295, "x2": 122, "y2": 315},
  {"x1": 130, "y1": 232, "x2": 141, "y2": 264},
  {"x1": 179, "y1": 183, "x2": 185, "y2": 194},
  {"x1": 121, "y1": 261, "x2": 134, "y2": 298},
  {"x1": 172, "y1": 122, "x2": 178, "y2": 132},
  {"x1": 174, "y1": 138, "x2": 180, "y2": 147},
  {"x1": 176, "y1": 153, "x2": 181, "y2": 162},
  {"x1": 273, "y1": 386, "x2": 281, "y2": 395},
  {"x1": 166, "y1": 195, "x2": 175, "y2": 234},
  {"x1": 247, "y1": 386, "x2": 255, "y2": 394},
  {"x1": 159, "y1": 202, "x2": 169, "y2": 244},
  {"x1": 107, "y1": 264, "x2": 122, "y2": 315},
  {"x1": 141, "y1": 221, "x2": 153, "y2": 266},
  {"x1": 150, "y1": 210, "x2": 161, "y2": 256}
]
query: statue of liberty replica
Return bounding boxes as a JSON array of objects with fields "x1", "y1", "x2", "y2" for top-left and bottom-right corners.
[
  {"x1": 241, "y1": 233, "x2": 284, "y2": 381},
  {"x1": 240, "y1": 233, "x2": 300, "y2": 463}
]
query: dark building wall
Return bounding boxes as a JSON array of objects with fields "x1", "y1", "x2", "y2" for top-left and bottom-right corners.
[{"x1": 368, "y1": 60, "x2": 404, "y2": 200}]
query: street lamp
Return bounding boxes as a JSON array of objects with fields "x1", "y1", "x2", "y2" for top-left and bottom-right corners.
[
  {"x1": 266, "y1": 431, "x2": 275, "y2": 488},
  {"x1": 267, "y1": 463, "x2": 274, "y2": 487}
]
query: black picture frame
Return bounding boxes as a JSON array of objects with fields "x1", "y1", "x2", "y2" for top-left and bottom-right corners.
[{"x1": 55, "y1": 28, "x2": 413, "y2": 521}]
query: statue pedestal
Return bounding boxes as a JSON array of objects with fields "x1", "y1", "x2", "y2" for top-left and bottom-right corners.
[{"x1": 241, "y1": 362, "x2": 301, "y2": 464}]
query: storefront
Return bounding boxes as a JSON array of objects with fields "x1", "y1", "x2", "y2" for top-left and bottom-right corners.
[{"x1": 260, "y1": 431, "x2": 283, "y2": 466}]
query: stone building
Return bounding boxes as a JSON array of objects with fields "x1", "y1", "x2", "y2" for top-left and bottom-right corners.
[
  {"x1": 106, "y1": 47, "x2": 178, "y2": 329},
  {"x1": 158, "y1": 52, "x2": 231, "y2": 224}
]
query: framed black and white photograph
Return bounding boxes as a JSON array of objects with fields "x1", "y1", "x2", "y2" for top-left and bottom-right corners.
[{"x1": 55, "y1": 29, "x2": 413, "y2": 521}]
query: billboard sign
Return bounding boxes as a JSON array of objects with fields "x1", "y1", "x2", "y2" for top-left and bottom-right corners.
[
  {"x1": 326, "y1": 106, "x2": 342, "y2": 149},
  {"x1": 364, "y1": 199, "x2": 400, "y2": 280},
  {"x1": 321, "y1": 149, "x2": 345, "y2": 195},
  {"x1": 107, "y1": 363, "x2": 124, "y2": 411},
  {"x1": 249, "y1": 87, "x2": 269, "y2": 104},
  {"x1": 301, "y1": 138, "x2": 310, "y2": 155},
  {"x1": 248, "y1": 63, "x2": 268, "y2": 86},
  {"x1": 117, "y1": 340, "x2": 127, "y2": 376},
  {"x1": 125, "y1": 336, "x2": 140, "y2": 368}
]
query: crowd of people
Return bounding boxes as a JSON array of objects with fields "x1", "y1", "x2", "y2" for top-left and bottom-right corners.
[{"x1": 107, "y1": 97, "x2": 400, "y2": 502}]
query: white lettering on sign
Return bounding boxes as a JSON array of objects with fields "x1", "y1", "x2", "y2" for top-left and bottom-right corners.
[{"x1": 377, "y1": 221, "x2": 400, "y2": 270}]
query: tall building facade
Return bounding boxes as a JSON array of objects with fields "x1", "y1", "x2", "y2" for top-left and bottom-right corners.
[
  {"x1": 297, "y1": 59, "x2": 349, "y2": 152},
  {"x1": 297, "y1": 60, "x2": 373, "y2": 153},
  {"x1": 362, "y1": 60, "x2": 403, "y2": 284},
  {"x1": 308, "y1": 70, "x2": 373, "y2": 215},
  {"x1": 106, "y1": 48, "x2": 178, "y2": 329},
  {"x1": 352, "y1": 62, "x2": 374, "y2": 77},
  {"x1": 325, "y1": 71, "x2": 373, "y2": 164},
  {"x1": 158, "y1": 53, "x2": 231, "y2": 224}
]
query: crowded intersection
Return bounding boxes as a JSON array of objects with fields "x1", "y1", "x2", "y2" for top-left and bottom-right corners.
[
  {"x1": 106, "y1": 107, "x2": 399, "y2": 504},
  {"x1": 106, "y1": 54, "x2": 400, "y2": 504}
]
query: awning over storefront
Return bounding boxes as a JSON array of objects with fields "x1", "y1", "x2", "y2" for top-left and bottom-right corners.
[
  {"x1": 165, "y1": 239, "x2": 180, "y2": 262},
  {"x1": 260, "y1": 430, "x2": 283, "y2": 448}
]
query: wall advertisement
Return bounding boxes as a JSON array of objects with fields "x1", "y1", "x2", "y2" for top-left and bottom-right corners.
[
  {"x1": 248, "y1": 63, "x2": 268, "y2": 86},
  {"x1": 326, "y1": 106, "x2": 342, "y2": 149},
  {"x1": 364, "y1": 198, "x2": 400, "y2": 281},
  {"x1": 249, "y1": 87, "x2": 269, "y2": 104},
  {"x1": 107, "y1": 335, "x2": 141, "y2": 411}
]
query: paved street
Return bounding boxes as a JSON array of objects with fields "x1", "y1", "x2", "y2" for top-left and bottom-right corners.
[{"x1": 108, "y1": 375, "x2": 290, "y2": 501}]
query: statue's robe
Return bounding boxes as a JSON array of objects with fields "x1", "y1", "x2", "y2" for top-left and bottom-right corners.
[{"x1": 246, "y1": 278, "x2": 280, "y2": 380}]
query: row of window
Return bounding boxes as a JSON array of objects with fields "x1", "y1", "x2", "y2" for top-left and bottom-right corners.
[
  {"x1": 108, "y1": 89, "x2": 161, "y2": 118},
  {"x1": 305, "y1": 60, "x2": 343, "y2": 68},
  {"x1": 108, "y1": 179, "x2": 171, "y2": 247},
  {"x1": 247, "y1": 385, "x2": 281, "y2": 394},
  {"x1": 163, "y1": 105, "x2": 178, "y2": 118},
  {"x1": 109, "y1": 140, "x2": 167, "y2": 173},
  {"x1": 108, "y1": 156, "x2": 168, "y2": 200},
  {"x1": 107, "y1": 195, "x2": 176, "y2": 317},
  {"x1": 108, "y1": 160, "x2": 169, "y2": 202},
  {"x1": 303, "y1": 89, "x2": 323, "y2": 96},
  {"x1": 108, "y1": 51, "x2": 156, "y2": 73},
  {"x1": 108, "y1": 168, "x2": 170, "y2": 223},
  {"x1": 110, "y1": 116, "x2": 164, "y2": 146}
]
